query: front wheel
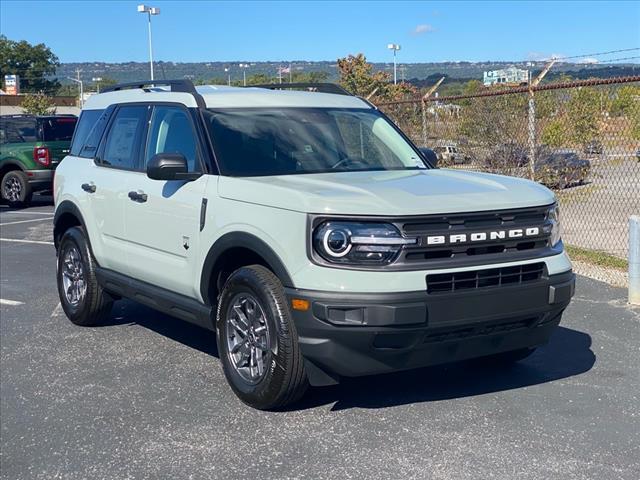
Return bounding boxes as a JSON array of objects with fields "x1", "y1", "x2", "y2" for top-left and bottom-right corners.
[{"x1": 216, "y1": 265, "x2": 308, "y2": 410}]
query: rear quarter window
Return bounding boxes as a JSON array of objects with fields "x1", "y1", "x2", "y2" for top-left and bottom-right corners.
[{"x1": 70, "y1": 109, "x2": 105, "y2": 157}]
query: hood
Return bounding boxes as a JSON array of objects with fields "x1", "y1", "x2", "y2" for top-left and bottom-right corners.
[{"x1": 218, "y1": 169, "x2": 556, "y2": 216}]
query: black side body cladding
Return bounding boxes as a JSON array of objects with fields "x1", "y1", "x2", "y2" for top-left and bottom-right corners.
[{"x1": 95, "y1": 268, "x2": 214, "y2": 330}]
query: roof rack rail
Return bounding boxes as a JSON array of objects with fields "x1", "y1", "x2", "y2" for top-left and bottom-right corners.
[
  {"x1": 100, "y1": 79, "x2": 206, "y2": 108},
  {"x1": 250, "y1": 82, "x2": 352, "y2": 96}
]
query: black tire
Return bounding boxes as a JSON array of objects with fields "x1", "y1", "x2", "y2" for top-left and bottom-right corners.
[
  {"x1": 216, "y1": 265, "x2": 308, "y2": 410},
  {"x1": 482, "y1": 347, "x2": 536, "y2": 365},
  {"x1": 1, "y1": 170, "x2": 32, "y2": 207},
  {"x1": 56, "y1": 226, "x2": 113, "y2": 326}
]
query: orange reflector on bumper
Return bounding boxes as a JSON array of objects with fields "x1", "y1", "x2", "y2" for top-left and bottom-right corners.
[{"x1": 291, "y1": 298, "x2": 310, "y2": 311}]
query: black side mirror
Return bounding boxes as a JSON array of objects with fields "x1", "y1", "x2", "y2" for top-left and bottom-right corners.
[
  {"x1": 419, "y1": 147, "x2": 439, "y2": 167},
  {"x1": 146, "y1": 153, "x2": 201, "y2": 181}
]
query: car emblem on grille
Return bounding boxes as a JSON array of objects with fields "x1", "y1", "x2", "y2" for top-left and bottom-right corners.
[{"x1": 425, "y1": 227, "x2": 540, "y2": 246}]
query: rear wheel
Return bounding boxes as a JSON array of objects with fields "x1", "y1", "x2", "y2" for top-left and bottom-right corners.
[
  {"x1": 56, "y1": 227, "x2": 113, "y2": 326},
  {"x1": 216, "y1": 265, "x2": 308, "y2": 410},
  {"x1": 1, "y1": 170, "x2": 32, "y2": 207}
]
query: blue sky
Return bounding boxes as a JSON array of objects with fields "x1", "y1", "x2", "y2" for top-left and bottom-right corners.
[{"x1": 1, "y1": 1, "x2": 639, "y2": 63}]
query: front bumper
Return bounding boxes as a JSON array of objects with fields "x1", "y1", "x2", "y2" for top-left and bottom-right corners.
[{"x1": 286, "y1": 270, "x2": 575, "y2": 384}]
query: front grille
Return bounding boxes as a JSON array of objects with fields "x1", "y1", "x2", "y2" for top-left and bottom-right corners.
[
  {"x1": 426, "y1": 262, "x2": 545, "y2": 294},
  {"x1": 398, "y1": 205, "x2": 552, "y2": 266}
]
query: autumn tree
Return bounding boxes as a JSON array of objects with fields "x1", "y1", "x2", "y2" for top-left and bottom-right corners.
[{"x1": 336, "y1": 53, "x2": 416, "y2": 102}]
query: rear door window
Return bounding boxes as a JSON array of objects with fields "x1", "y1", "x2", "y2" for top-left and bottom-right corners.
[{"x1": 101, "y1": 106, "x2": 149, "y2": 170}]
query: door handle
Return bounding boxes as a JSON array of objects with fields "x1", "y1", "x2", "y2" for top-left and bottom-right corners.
[
  {"x1": 128, "y1": 190, "x2": 148, "y2": 203},
  {"x1": 81, "y1": 182, "x2": 96, "y2": 193}
]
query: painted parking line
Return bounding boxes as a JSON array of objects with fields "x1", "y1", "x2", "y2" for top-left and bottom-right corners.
[
  {"x1": 0, "y1": 299, "x2": 25, "y2": 306},
  {"x1": 0, "y1": 217, "x2": 54, "y2": 227},
  {"x1": 0, "y1": 238, "x2": 54, "y2": 246},
  {"x1": 0, "y1": 211, "x2": 55, "y2": 216},
  {"x1": 51, "y1": 302, "x2": 63, "y2": 317}
]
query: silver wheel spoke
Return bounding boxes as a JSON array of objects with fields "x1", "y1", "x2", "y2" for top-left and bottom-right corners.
[
  {"x1": 229, "y1": 318, "x2": 247, "y2": 338},
  {"x1": 226, "y1": 292, "x2": 272, "y2": 384},
  {"x1": 61, "y1": 245, "x2": 86, "y2": 308}
]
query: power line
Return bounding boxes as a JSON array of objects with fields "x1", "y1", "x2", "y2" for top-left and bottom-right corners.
[{"x1": 597, "y1": 56, "x2": 640, "y2": 64}]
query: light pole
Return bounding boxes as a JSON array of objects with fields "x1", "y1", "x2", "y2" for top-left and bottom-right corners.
[
  {"x1": 224, "y1": 67, "x2": 230, "y2": 86},
  {"x1": 239, "y1": 63, "x2": 249, "y2": 86},
  {"x1": 137, "y1": 4, "x2": 160, "y2": 81},
  {"x1": 387, "y1": 43, "x2": 401, "y2": 84},
  {"x1": 92, "y1": 77, "x2": 103, "y2": 93},
  {"x1": 68, "y1": 69, "x2": 84, "y2": 107}
]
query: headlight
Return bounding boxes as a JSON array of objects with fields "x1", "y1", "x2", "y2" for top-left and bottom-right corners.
[
  {"x1": 313, "y1": 221, "x2": 417, "y2": 265},
  {"x1": 548, "y1": 204, "x2": 561, "y2": 246}
]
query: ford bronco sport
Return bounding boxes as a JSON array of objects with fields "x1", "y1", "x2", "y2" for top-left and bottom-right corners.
[
  {"x1": 1, "y1": 114, "x2": 77, "y2": 206},
  {"x1": 53, "y1": 80, "x2": 575, "y2": 410}
]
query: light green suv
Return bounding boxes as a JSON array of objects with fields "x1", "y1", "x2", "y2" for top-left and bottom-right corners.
[{"x1": 53, "y1": 80, "x2": 575, "y2": 410}]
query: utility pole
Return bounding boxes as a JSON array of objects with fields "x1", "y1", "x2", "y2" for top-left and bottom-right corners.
[
  {"x1": 224, "y1": 67, "x2": 230, "y2": 86},
  {"x1": 421, "y1": 76, "x2": 445, "y2": 146},
  {"x1": 528, "y1": 57, "x2": 557, "y2": 180}
]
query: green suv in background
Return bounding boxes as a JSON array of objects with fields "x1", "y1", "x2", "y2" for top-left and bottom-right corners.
[{"x1": 0, "y1": 114, "x2": 77, "y2": 207}]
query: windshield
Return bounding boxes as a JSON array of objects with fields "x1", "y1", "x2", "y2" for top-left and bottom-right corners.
[
  {"x1": 204, "y1": 108, "x2": 427, "y2": 176},
  {"x1": 41, "y1": 117, "x2": 77, "y2": 142}
]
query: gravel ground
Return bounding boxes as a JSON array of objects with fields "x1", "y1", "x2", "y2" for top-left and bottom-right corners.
[{"x1": 1, "y1": 199, "x2": 639, "y2": 480}]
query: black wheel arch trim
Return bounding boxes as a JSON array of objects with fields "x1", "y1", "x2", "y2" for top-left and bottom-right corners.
[
  {"x1": 53, "y1": 200, "x2": 90, "y2": 251},
  {"x1": 0, "y1": 160, "x2": 26, "y2": 174},
  {"x1": 200, "y1": 232, "x2": 295, "y2": 305}
]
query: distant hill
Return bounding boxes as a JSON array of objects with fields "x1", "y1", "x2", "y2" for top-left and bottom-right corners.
[{"x1": 55, "y1": 60, "x2": 639, "y2": 86}]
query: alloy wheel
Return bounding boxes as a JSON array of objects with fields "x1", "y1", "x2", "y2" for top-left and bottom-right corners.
[
  {"x1": 225, "y1": 293, "x2": 272, "y2": 384},
  {"x1": 61, "y1": 245, "x2": 87, "y2": 307},
  {"x1": 3, "y1": 177, "x2": 21, "y2": 202}
]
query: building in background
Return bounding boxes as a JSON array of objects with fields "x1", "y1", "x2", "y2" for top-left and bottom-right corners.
[{"x1": 483, "y1": 67, "x2": 529, "y2": 86}]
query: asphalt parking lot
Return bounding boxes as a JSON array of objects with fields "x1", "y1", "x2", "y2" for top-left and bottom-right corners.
[{"x1": 1, "y1": 198, "x2": 639, "y2": 480}]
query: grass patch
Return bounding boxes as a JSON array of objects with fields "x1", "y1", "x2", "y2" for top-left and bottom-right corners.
[
  {"x1": 565, "y1": 244, "x2": 628, "y2": 271},
  {"x1": 556, "y1": 183, "x2": 602, "y2": 205}
]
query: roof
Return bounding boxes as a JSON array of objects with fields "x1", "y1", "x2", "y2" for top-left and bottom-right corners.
[{"x1": 82, "y1": 84, "x2": 370, "y2": 111}]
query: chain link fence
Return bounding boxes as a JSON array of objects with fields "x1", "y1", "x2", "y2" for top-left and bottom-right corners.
[{"x1": 379, "y1": 77, "x2": 640, "y2": 286}]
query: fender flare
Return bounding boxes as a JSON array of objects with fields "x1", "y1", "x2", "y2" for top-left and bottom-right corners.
[
  {"x1": 53, "y1": 200, "x2": 89, "y2": 250},
  {"x1": 200, "y1": 232, "x2": 295, "y2": 305},
  {"x1": 0, "y1": 160, "x2": 26, "y2": 175}
]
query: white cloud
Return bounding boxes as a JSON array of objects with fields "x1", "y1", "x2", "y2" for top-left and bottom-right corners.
[
  {"x1": 412, "y1": 24, "x2": 435, "y2": 35},
  {"x1": 580, "y1": 57, "x2": 599, "y2": 64}
]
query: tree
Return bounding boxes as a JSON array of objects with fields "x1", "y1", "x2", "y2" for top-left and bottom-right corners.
[
  {"x1": 21, "y1": 93, "x2": 56, "y2": 115},
  {"x1": 336, "y1": 53, "x2": 416, "y2": 102},
  {"x1": 566, "y1": 87, "x2": 600, "y2": 144},
  {"x1": 0, "y1": 35, "x2": 60, "y2": 93}
]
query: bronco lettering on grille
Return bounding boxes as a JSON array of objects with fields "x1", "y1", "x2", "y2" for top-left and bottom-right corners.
[{"x1": 425, "y1": 227, "x2": 540, "y2": 246}]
